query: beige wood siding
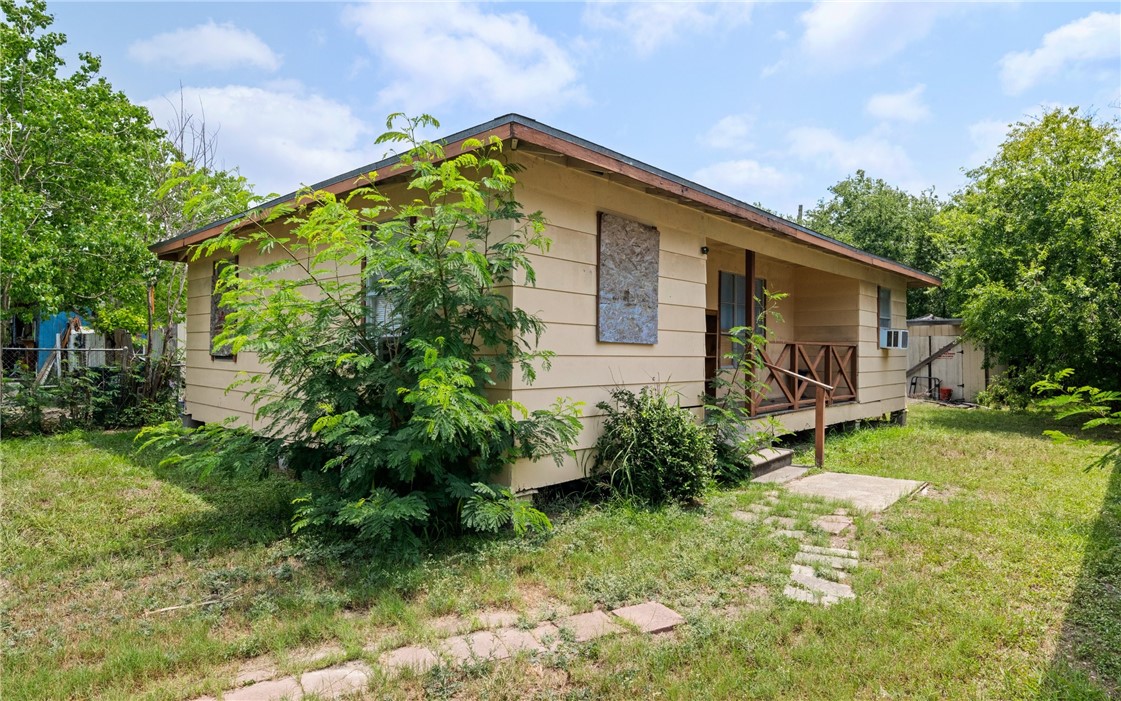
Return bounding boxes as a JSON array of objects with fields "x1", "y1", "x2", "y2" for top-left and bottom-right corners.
[
  {"x1": 179, "y1": 151, "x2": 922, "y2": 492},
  {"x1": 502, "y1": 153, "x2": 914, "y2": 491}
]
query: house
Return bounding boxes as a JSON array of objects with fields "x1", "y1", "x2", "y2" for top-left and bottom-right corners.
[
  {"x1": 906, "y1": 315, "x2": 1004, "y2": 402},
  {"x1": 150, "y1": 115, "x2": 940, "y2": 493}
]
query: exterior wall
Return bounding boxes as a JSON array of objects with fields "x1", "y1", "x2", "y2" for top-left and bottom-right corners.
[
  {"x1": 178, "y1": 151, "x2": 922, "y2": 492},
  {"x1": 907, "y1": 321, "x2": 1004, "y2": 401},
  {"x1": 503, "y1": 152, "x2": 914, "y2": 491}
]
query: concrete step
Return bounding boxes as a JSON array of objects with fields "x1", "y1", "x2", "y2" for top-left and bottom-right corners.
[{"x1": 749, "y1": 448, "x2": 794, "y2": 476}]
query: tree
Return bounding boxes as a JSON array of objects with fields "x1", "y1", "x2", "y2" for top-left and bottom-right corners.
[
  {"x1": 804, "y1": 171, "x2": 946, "y2": 318},
  {"x1": 0, "y1": 0, "x2": 164, "y2": 334},
  {"x1": 140, "y1": 115, "x2": 581, "y2": 552},
  {"x1": 937, "y1": 108, "x2": 1121, "y2": 390},
  {"x1": 143, "y1": 95, "x2": 256, "y2": 399}
]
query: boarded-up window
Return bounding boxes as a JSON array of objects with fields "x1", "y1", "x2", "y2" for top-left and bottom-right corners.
[
  {"x1": 597, "y1": 213, "x2": 659, "y2": 344},
  {"x1": 210, "y1": 257, "x2": 236, "y2": 358}
]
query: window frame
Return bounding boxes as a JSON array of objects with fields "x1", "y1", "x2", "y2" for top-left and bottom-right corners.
[
  {"x1": 361, "y1": 224, "x2": 404, "y2": 353},
  {"x1": 877, "y1": 285, "x2": 892, "y2": 330},
  {"x1": 718, "y1": 271, "x2": 748, "y2": 368},
  {"x1": 209, "y1": 256, "x2": 237, "y2": 360}
]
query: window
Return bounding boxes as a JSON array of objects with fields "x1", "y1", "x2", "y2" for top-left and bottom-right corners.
[
  {"x1": 210, "y1": 257, "x2": 237, "y2": 359},
  {"x1": 878, "y1": 286, "x2": 892, "y2": 330},
  {"x1": 361, "y1": 225, "x2": 403, "y2": 355},
  {"x1": 719, "y1": 271, "x2": 747, "y2": 366}
]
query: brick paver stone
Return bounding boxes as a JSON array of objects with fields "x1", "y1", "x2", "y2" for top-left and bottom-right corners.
[
  {"x1": 731, "y1": 510, "x2": 760, "y2": 523},
  {"x1": 300, "y1": 661, "x2": 372, "y2": 697},
  {"x1": 794, "y1": 551, "x2": 859, "y2": 570},
  {"x1": 220, "y1": 676, "x2": 302, "y2": 701},
  {"x1": 557, "y1": 610, "x2": 623, "y2": 642},
  {"x1": 378, "y1": 646, "x2": 438, "y2": 674},
  {"x1": 610, "y1": 601, "x2": 685, "y2": 634},
  {"x1": 800, "y1": 544, "x2": 859, "y2": 559}
]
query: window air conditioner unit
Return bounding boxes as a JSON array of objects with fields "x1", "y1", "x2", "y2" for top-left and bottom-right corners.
[{"x1": 879, "y1": 328, "x2": 909, "y2": 350}]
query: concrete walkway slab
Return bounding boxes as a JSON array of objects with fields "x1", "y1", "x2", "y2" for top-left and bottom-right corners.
[
  {"x1": 300, "y1": 661, "x2": 371, "y2": 697},
  {"x1": 789, "y1": 565, "x2": 855, "y2": 600},
  {"x1": 752, "y1": 465, "x2": 809, "y2": 484},
  {"x1": 610, "y1": 601, "x2": 685, "y2": 634},
  {"x1": 787, "y1": 472, "x2": 926, "y2": 512},
  {"x1": 795, "y1": 551, "x2": 859, "y2": 570},
  {"x1": 378, "y1": 646, "x2": 438, "y2": 674},
  {"x1": 812, "y1": 515, "x2": 853, "y2": 534},
  {"x1": 221, "y1": 676, "x2": 302, "y2": 701},
  {"x1": 557, "y1": 610, "x2": 622, "y2": 642}
]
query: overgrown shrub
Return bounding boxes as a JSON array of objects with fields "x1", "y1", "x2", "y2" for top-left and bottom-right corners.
[
  {"x1": 139, "y1": 114, "x2": 581, "y2": 554},
  {"x1": 1033, "y1": 368, "x2": 1121, "y2": 470},
  {"x1": 703, "y1": 290, "x2": 790, "y2": 483},
  {"x1": 975, "y1": 369, "x2": 1039, "y2": 410},
  {"x1": 593, "y1": 386, "x2": 714, "y2": 504},
  {"x1": 1, "y1": 359, "x2": 179, "y2": 437}
]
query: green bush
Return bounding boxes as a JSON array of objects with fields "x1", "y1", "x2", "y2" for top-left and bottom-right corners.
[
  {"x1": 138, "y1": 114, "x2": 581, "y2": 554},
  {"x1": 593, "y1": 386, "x2": 714, "y2": 505},
  {"x1": 976, "y1": 369, "x2": 1039, "y2": 410},
  {"x1": 1, "y1": 360, "x2": 179, "y2": 437}
]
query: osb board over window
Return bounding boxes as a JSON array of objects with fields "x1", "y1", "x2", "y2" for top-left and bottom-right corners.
[
  {"x1": 210, "y1": 256, "x2": 237, "y2": 359},
  {"x1": 597, "y1": 212, "x2": 659, "y2": 344}
]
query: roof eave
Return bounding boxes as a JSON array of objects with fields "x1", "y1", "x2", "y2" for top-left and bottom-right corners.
[{"x1": 150, "y1": 114, "x2": 940, "y2": 287}]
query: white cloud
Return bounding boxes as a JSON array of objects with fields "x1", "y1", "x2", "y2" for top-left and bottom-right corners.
[
  {"x1": 999, "y1": 12, "x2": 1121, "y2": 95},
  {"x1": 866, "y1": 84, "x2": 930, "y2": 123},
  {"x1": 692, "y1": 159, "x2": 794, "y2": 196},
  {"x1": 699, "y1": 114, "x2": 755, "y2": 151},
  {"x1": 128, "y1": 21, "x2": 281, "y2": 72},
  {"x1": 966, "y1": 119, "x2": 1009, "y2": 166},
  {"x1": 583, "y1": 1, "x2": 753, "y2": 55},
  {"x1": 787, "y1": 126, "x2": 916, "y2": 184},
  {"x1": 343, "y1": 3, "x2": 583, "y2": 114},
  {"x1": 796, "y1": 2, "x2": 945, "y2": 70},
  {"x1": 143, "y1": 84, "x2": 374, "y2": 197}
]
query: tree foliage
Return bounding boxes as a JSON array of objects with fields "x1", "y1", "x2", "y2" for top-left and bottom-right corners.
[
  {"x1": 804, "y1": 170, "x2": 945, "y2": 317},
  {"x1": 140, "y1": 115, "x2": 581, "y2": 552},
  {"x1": 938, "y1": 108, "x2": 1121, "y2": 390},
  {"x1": 0, "y1": 0, "x2": 163, "y2": 330},
  {"x1": 1032, "y1": 369, "x2": 1121, "y2": 471}
]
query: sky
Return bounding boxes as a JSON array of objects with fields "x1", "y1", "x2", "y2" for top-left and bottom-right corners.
[{"x1": 49, "y1": 1, "x2": 1121, "y2": 217}]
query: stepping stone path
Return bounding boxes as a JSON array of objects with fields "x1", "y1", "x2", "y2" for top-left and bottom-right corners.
[
  {"x1": 189, "y1": 601, "x2": 685, "y2": 700},
  {"x1": 732, "y1": 491, "x2": 860, "y2": 607}
]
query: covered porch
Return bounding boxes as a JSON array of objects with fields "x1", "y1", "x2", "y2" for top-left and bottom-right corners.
[{"x1": 703, "y1": 240, "x2": 861, "y2": 417}]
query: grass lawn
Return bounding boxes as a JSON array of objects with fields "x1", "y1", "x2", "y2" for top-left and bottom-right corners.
[{"x1": 2, "y1": 403, "x2": 1117, "y2": 700}]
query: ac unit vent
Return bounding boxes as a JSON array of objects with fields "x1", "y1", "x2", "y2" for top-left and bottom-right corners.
[{"x1": 879, "y1": 328, "x2": 909, "y2": 350}]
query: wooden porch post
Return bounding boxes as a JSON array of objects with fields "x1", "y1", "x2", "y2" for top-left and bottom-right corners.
[
  {"x1": 745, "y1": 249, "x2": 757, "y2": 416},
  {"x1": 815, "y1": 390, "x2": 825, "y2": 468}
]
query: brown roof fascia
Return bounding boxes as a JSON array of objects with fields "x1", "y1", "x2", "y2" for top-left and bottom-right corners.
[
  {"x1": 508, "y1": 123, "x2": 940, "y2": 287},
  {"x1": 151, "y1": 114, "x2": 938, "y2": 287},
  {"x1": 151, "y1": 123, "x2": 516, "y2": 260}
]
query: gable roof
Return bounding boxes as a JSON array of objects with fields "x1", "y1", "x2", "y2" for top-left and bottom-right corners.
[{"x1": 150, "y1": 114, "x2": 940, "y2": 287}]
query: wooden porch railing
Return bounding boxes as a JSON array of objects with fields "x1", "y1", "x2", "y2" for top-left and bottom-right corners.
[
  {"x1": 750, "y1": 342, "x2": 857, "y2": 417},
  {"x1": 762, "y1": 361, "x2": 832, "y2": 468}
]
